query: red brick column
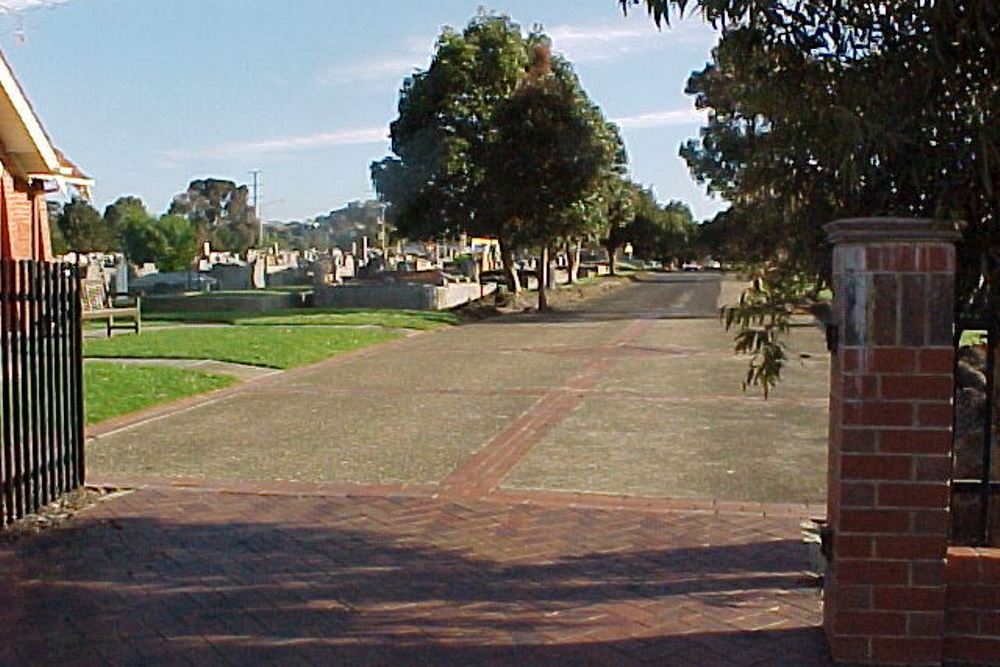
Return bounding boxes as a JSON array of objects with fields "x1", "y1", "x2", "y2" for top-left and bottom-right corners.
[{"x1": 823, "y1": 218, "x2": 963, "y2": 665}]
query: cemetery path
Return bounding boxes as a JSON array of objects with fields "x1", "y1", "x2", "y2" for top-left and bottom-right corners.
[
  {"x1": 1, "y1": 273, "x2": 836, "y2": 665},
  {"x1": 86, "y1": 272, "x2": 830, "y2": 507}
]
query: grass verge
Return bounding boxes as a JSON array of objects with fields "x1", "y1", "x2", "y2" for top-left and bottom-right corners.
[
  {"x1": 85, "y1": 362, "x2": 235, "y2": 425},
  {"x1": 146, "y1": 308, "x2": 458, "y2": 330},
  {"x1": 85, "y1": 327, "x2": 402, "y2": 369}
]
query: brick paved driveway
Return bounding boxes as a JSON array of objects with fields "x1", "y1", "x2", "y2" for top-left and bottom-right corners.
[
  {"x1": 1, "y1": 274, "x2": 835, "y2": 665},
  {"x1": 2, "y1": 485, "x2": 831, "y2": 666}
]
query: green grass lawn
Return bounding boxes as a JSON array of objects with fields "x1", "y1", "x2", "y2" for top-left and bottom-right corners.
[
  {"x1": 85, "y1": 362, "x2": 235, "y2": 425},
  {"x1": 146, "y1": 308, "x2": 458, "y2": 330},
  {"x1": 85, "y1": 326, "x2": 402, "y2": 369}
]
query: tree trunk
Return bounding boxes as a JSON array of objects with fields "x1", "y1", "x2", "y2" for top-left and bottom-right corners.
[
  {"x1": 546, "y1": 246, "x2": 556, "y2": 290},
  {"x1": 537, "y1": 245, "x2": 550, "y2": 312},
  {"x1": 567, "y1": 239, "x2": 581, "y2": 284},
  {"x1": 499, "y1": 235, "x2": 521, "y2": 293}
]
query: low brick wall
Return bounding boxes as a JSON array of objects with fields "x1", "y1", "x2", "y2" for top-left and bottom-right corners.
[{"x1": 945, "y1": 547, "x2": 1000, "y2": 665}]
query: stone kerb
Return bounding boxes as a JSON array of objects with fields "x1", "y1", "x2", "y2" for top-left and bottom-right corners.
[{"x1": 824, "y1": 218, "x2": 962, "y2": 666}]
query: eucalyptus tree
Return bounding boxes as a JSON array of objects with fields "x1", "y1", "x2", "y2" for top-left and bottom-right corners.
[
  {"x1": 619, "y1": 0, "x2": 999, "y2": 393},
  {"x1": 169, "y1": 178, "x2": 257, "y2": 253},
  {"x1": 372, "y1": 12, "x2": 534, "y2": 290},
  {"x1": 56, "y1": 198, "x2": 116, "y2": 253},
  {"x1": 373, "y1": 12, "x2": 626, "y2": 296},
  {"x1": 484, "y1": 44, "x2": 625, "y2": 309},
  {"x1": 625, "y1": 195, "x2": 697, "y2": 264},
  {"x1": 599, "y1": 178, "x2": 642, "y2": 276},
  {"x1": 623, "y1": 0, "x2": 998, "y2": 303}
]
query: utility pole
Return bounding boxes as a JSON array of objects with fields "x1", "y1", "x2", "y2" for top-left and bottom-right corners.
[{"x1": 250, "y1": 169, "x2": 262, "y2": 247}]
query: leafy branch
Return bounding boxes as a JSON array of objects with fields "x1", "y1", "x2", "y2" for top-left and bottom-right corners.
[{"x1": 721, "y1": 267, "x2": 819, "y2": 398}]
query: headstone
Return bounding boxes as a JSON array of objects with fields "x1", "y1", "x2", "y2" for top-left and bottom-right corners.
[{"x1": 252, "y1": 257, "x2": 267, "y2": 289}]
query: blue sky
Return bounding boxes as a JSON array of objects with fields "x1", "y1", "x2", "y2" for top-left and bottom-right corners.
[{"x1": 1, "y1": 0, "x2": 726, "y2": 223}]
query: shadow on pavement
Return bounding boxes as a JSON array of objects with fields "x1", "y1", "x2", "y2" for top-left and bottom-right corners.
[{"x1": 4, "y1": 510, "x2": 832, "y2": 666}]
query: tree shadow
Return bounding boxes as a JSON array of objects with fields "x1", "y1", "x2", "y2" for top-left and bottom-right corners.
[{"x1": 3, "y1": 507, "x2": 832, "y2": 666}]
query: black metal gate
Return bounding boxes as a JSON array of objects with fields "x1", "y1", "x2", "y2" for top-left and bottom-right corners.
[
  {"x1": 0, "y1": 259, "x2": 85, "y2": 527},
  {"x1": 952, "y1": 317, "x2": 999, "y2": 546}
]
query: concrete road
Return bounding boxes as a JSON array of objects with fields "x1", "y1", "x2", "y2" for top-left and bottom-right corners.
[{"x1": 88, "y1": 272, "x2": 830, "y2": 505}]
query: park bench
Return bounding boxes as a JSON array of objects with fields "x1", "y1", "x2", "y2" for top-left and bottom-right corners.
[{"x1": 81, "y1": 279, "x2": 141, "y2": 336}]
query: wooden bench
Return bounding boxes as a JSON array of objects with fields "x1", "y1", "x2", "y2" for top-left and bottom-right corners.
[{"x1": 81, "y1": 279, "x2": 141, "y2": 336}]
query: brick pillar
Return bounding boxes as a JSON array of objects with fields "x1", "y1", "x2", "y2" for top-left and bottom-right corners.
[{"x1": 824, "y1": 218, "x2": 962, "y2": 665}]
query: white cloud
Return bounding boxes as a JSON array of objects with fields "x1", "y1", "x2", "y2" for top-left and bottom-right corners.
[
  {"x1": 0, "y1": 0, "x2": 71, "y2": 13},
  {"x1": 614, "y1": 107, "x2": 707, "y2": 129},
  {"x1": 159, "y1": 106, "x2": 706, "y2": 165},
  {"x1": 161, "y1": 126, "x2": 389, "y2": 163},
  {"x1": 547, "y1": 19, "x2": 716, "y2": 62},
  {"x1": 317, "y1": 35, "x2": 433, "y2": 85}
]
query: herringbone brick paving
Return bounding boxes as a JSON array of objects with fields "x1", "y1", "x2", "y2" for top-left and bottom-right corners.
[{"x1": 2, "y1": 488, "x2": 832, "y2": 666}]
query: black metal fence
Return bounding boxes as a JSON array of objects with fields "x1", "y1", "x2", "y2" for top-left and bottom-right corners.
[
  {"x1": 0, "y1": 259, "x2": 84, "y2": 528},
  {"x1": 952, "y1": 317, "x2": 999, "y2": 546}
]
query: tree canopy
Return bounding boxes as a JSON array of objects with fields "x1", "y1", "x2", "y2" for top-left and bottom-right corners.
[
  {"x1": 56, "y1": 198, "x2": 116, "y2": 253},
  {"x1": 169, "y1": 178, "x2": 258, "y2": 253},
  {"x1": 626, "y1": 194, "x2": 697, "y2": 263},
  {"x1": 115, "y1": 199, "x2": 198, "y2": 272},
  {"x1": 372, "y1": 11, "x2": 626, "y2": 299},
  {"x1": 623, "y1": 0, "x2": 998, "y2": 310},
  {"x1": 485, "y1": 46, "x2": 624, "y2": 249}
]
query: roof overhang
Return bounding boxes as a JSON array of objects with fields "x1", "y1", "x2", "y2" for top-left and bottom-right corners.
[{"x1": 0, "y1": 50, "x2": 93, "y2": 197}]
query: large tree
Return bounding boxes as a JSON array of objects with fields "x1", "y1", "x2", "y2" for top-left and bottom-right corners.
[
  {"x1": 155, "y1": 214, "x2": 200, "y2": 272},
  {"x1": 619, "y1": 0, "x2": 998, "y2": 393},
  {"x1": 600, "y1": 178, "x2": 642, "y2": 276},
  {"x1": 623, "y1": 0, "x2": 998, "y2": 308},
  {"x1": 625, "y1": 194, "x2": 696, "y2": 264},
  {"x1": 169, "y1": 178, "x2": 257, "y2": 254},
  {"x1": 373, "y1": 12, "x2": 625, "y2": 294},
  {"x1": 485, "y1": 45, "x2": 624, "y2": 309},
  {"x1": 56, "y1": 198, "x2": 116, "y2": 253},
  {"x1": 119, "y1": 213, "x2": 164, "y2": 266},
  {"x1": 103, "y1": 196, "x2": 147, "y2": 234},
  {"x1": 120, "y1": 213, "x2": 198, "y2": 272},
  {"x1": 372, "y1": 12, "x2": 533, "y2": 290}
]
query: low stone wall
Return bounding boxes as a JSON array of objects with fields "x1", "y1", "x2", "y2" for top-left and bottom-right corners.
[
  {"x1": 579, "y1": 263, "x2": 610, "y2": 278},
  {"x1": 145, "y1": 292, "x2": 304, "y2": 313},
  {"x1": 944, "y1": 546, "x2": 1000, "y2": 665},
  {"x1": 434, "y1": 282, "x2": 497, "y2": 309},
  {"x1": 314, "y1": 282, "x2": 496, "y2": 311}
]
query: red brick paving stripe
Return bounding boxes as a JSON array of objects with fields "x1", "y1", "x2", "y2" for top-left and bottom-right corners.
[
  {"x1": 486, "y1": 488, "x2": 822, "y2": 519},
  {"x1": 440, "y1": 320, "x2": 655, "y2": 497},
  {"x1": 87, "y1": 476, "x2": 825, "y2": 523},
  {"x1": 86, "y1": 475, "x2": 439, "y2": 500},
  {"x1": 86, "y1": 328, "x2": 436, "y2": 440}
]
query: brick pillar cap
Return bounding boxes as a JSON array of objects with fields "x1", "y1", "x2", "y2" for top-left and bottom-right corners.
[{"x1": 825, "y1": 217, "x2": 963, "y2": 245}]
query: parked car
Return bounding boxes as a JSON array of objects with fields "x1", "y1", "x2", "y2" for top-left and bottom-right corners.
[
  {"x1": 702, "y1": 259, "x2": 722, "y2": 271},
  {"x1": 681, "y1": 261, "x2": 701, "y2": 272}
]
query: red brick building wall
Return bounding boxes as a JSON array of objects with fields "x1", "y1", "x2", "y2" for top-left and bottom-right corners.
[{"x1": 0, "y1": 165, "x2": 51, "y2": 261}]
